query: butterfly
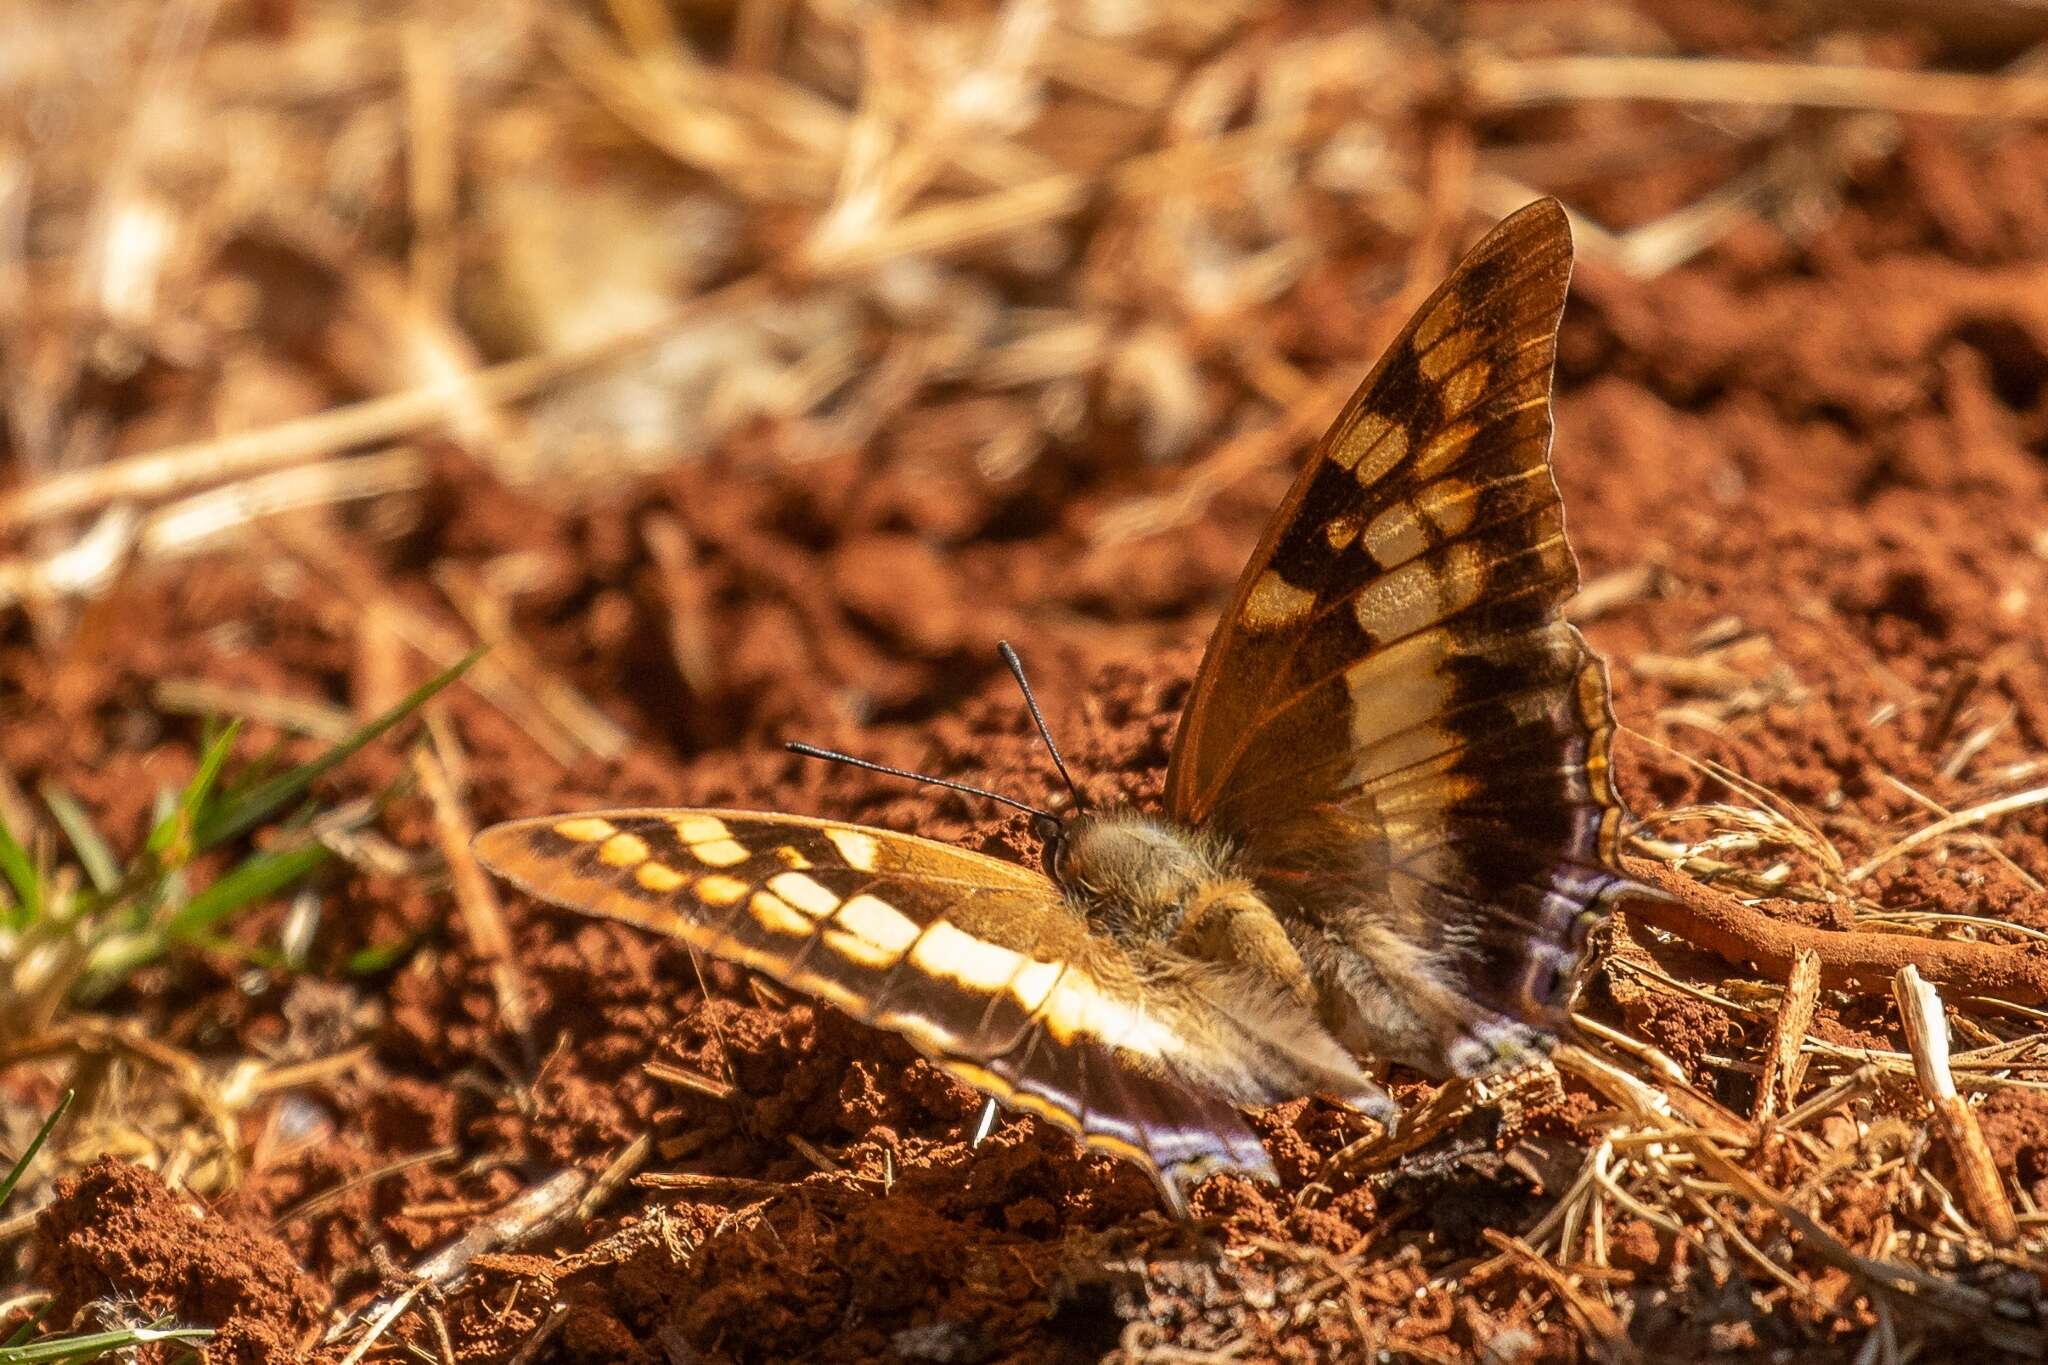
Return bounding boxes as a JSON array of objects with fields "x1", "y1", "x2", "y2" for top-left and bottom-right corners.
[{"x1": 473, "y1": 198, "x2": 1642, "y2": 1215}]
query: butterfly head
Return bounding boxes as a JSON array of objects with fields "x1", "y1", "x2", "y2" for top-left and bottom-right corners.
[{"x1": 1043, "y1": 808, "x2": 1237, "y2": 941}]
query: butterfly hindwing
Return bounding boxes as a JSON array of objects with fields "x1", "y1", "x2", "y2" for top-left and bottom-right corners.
[
  {"x1": 1164, "y1": 198, "x2": 1629, "y2": 1075},
  {"x1": 473, "y1": 809, "x2": 1315, "y2": 1210}
]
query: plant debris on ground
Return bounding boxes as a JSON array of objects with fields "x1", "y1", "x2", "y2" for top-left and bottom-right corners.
[{"x1": 7, "y1": 1, "x2": 2048, "y2": 1361}]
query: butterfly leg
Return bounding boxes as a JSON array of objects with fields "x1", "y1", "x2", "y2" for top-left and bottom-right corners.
[
  {"x1": 1332, "y1": 1078, "x2": 1400, "y2": 1136},
  {"x1": 1170, "y1": 884, "x2": 1319, "y2": 1013}
]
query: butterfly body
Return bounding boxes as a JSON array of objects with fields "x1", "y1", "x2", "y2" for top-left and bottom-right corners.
[{"x1": 475, "y1": 199, "x2": 1643, "y2": 1214}]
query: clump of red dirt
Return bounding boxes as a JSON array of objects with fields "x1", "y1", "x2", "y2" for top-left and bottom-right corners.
[
  {"x1": 10, "y1": 103, "x2": 2048, "y2": 1365},
  {"x1": 32, "y1": 1157, "x2": 322, "y2": 1363}
]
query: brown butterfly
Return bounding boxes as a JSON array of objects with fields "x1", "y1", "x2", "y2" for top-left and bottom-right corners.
[{"x1": 474, "y1": 199, "x2": 1641, "y2": 1214}]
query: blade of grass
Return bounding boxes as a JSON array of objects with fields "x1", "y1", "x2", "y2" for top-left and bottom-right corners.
[
  {"x1": 347, "y1": 936, "x2": 419, "y2": 975},
  {"x1": 0, "y1": 1321, "x2": 213, "y2": 1364},
  {"x1": 0, "y1": 1089, "x2": 72, "y2": 1208},
  {"x1": 165, "y1": 840, "x2": 332, "y2": 943},
  {"x1": 39, "y1": 785, "x2": 120, "y2": 895},
  {"x1": 0, "y1": 817, "x2": 38, "y2": 929},
  {"x1": 148, "y1": 721, "x2": 241, "y2": 860},
  {"x1": 4, "y1": 1310, "x2": 48, "y2": 1351},
  {"x1": 194, "y1": 649, "x2": 482, "y2": 852}
]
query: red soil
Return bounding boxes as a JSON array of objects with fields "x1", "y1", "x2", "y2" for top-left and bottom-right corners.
[{"x1": 12, "y1": 114, "x2": 2048, "y2": 1362}]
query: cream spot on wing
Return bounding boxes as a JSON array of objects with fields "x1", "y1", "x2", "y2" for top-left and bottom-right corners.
[
  {"x1": 1039, "y1": 975, "x2": 1107, "y2": 1044},
  {"x1": 773, "y1": 845, "x2": 812, "y2": 869},
  {"x1": 1356, "y1": 421, "x2": 1410, "y2": 487},
  {"x1": 1414, "y1": 290, "x2": 1462, "y2": 352},
  {"x1": 1376, "y1": 770, "x2": 1481, "y2": 821},
  {"x1": 635, "y1": 861, "x2": 688, "y2": 893},
  {"x1": 1241, "y1": 570, "x2": 1315, "y2": 632},
  {"x1": 599, "y1": 832, "x2": 650, "y2": 867},
  {"x1": 1361, "y1": 500, "x2": 1429, "y2": 569},
  {"x1": 1357, "y1": 478, "x2": 1482, "y2": 570},
  {"x1": 1334, "y1": 413, "x2": 1409, "y2": 488},
  {"x1": 766, "y1": 872, "x2": 839, "y2": 918},
  {"x1": 1418, "y1": 477, "x2": 1478, "y2": 538},
  {"x1": 1436, "y1": 356, "x2": 1490, "y2": 413},
  {"x1": 822, "y1": 896, "x2": 921, "y2": 969},
  {"x1": 1352, "y1": 561, "x2": 1444, "y2": 642},
  {"x1": 553, "y1": 816, "x2": 618, "y2": 843},
  {"x1": 824, "y1": 827, "x2": 880, "y2": 871},
  {"x1": 1009, "y1": 960, "x2": 1064, "y2": 1014},
  {"x1": 749, "y1": 890, "x2": 812, "y2": 937},
  {"x1": 1328, "y1": 412, "x2": 1387, "y2": 471},
  {"x1": 1324, "y1": 514, "x2": 1361, "y2": 551},
  {"x1": 1343, "y1": 624, "x2": 1449, "y2": 729},
  {"x1": 685, "y1": 838, "x2": 750, "y2": 868},
  {"x1": 835, "y1": 894, "x2": 921, "y2": 953},
  {"x1": 911, "y1": 921, "x2": 1024, "y2": 991},
  {"x1": 1419, "y1": 327, "x2": 1477, "y2": 382},
  {"x1": 695, "y1": 874, "x2": 749, "y2": 906},
  {"x1": 1436, "y1": 541, "x2": 1486, "y2": 613},
  {"x1": 823, "y1": 932, "x2": 901, "y2": 969},
  {"x1": 1415, "y1": 420, "x2": 1479, "y2": 478},
  {"x1": 1043, "y1": 977, "x2": 1176, "y2": 1055},
  {"x1": 673, "y1": 815, "x2": 731, "y2": 844},
  {"x1": 1346, "y1": 722, "x2": 1458, "y2": 788}
]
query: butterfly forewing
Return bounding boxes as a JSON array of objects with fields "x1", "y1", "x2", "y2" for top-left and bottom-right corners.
[
  {"x1": 1164, "y1": 199, "x2": 1629, "y2": 1071},
  {"x1": 472, "y1": 808, "x2": 1277, "y2": 1211}
]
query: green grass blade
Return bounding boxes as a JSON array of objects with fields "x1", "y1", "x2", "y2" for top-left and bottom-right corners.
[
  {"x1": 193, "y1": 649, "x2": 481, "y2": 852},
  {"x1": 148, "y1": 721, "x2": 241, "y2": 859},
  {"x1": 4, "y1": 1308, "x2": 48, "y2": 1350},
  {"x1": 346, "y1": 936, "x2": 419, "y2": 975},
  {"x1": 39, "y1": 785, "x2": 120, "y2": 896},
  {"x1": 0, "y1": 1089, "x2": 72, "y2": 1209},
  {"x1": 0, "y1": 817, "x2": 39, "y2": 928},
  {"x1": 0, "y1": 1322, "x2": 212, "y2": 1364},
  {"x1": 165, "y1": 841, "x2": 331, "y2": 943}
]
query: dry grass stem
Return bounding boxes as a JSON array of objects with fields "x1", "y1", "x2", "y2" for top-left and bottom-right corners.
[
  {"x1": 412, "y1": 728, "x2": 533, "y2": 1049},
  {"x1": 1755, "y1": 948, "x2": 1822, "y2": 1123},
  {"x1": 151, "y1": 678, "x2": 360, "y2": 741},
  {"x1": 0, "y1": 277, "x2": 768, "y2": 533},
  {"x1": 1893, "y1": 965, "x2": 2020, "y2": 1247},
  {"x1": 435, "y1": 560, "x2": 628, "y2": 761},
  {"x1": 328, "y1": 1167, "x2": 591, "y2": 1353},
  {"x1": 641, "y1": 512, "x2": 720, "y2": 699},
  {"x1": 271, "y1": 517, "x2": 581, "y2": 768},
  {"x1": 644, "y1": 1059, "x2": 737, "y2": 1102},
  {"x1": 1467, "y1": 54, "x2": 2048, "y2": 119},
  {"x1": 1849, "y1": 783, "x2": 2048, "y2": 881},
  {"x1": 1480, "y1": 1231, "x2": 1639, "y2": 1365},
  {"x1": 577, "y1": 1132, "x2": 654, "y2": 1223}
]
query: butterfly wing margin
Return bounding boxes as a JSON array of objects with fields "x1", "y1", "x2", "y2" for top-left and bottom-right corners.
[
  {"x1": 473, "y1": 809, "x2": 1316, "y2": 1210},
  {"x1": 1162, "y1": 200, "x2": 1631, "y2": 1067}
]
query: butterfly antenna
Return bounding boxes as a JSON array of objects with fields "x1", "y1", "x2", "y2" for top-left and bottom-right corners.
[
  {"x1": 997, "y1": 640, "x2": 1087, "y2": 811},
  {"x1": 784, "y1": 741, "x2": 1058, "y2": 822}
]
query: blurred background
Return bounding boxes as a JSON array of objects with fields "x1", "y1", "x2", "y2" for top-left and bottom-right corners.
[
  {"x1": 10, "y1": 0, "x2": 2041, "y2": 643},
  {"x1": 9, "y1": 1, "x2": 2048, "y2": 1361}
]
